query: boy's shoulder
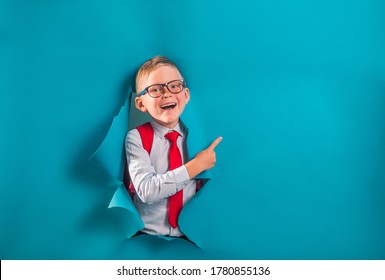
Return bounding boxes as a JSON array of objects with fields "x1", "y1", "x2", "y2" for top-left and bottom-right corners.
[
  {"x1": 127, "y1": 122, "x2": 152, "y2": 135},
  {"x1": 126, "y1": 128, "x2": 140, "y2": 143},
  {"x1": 126, "y1": 122, "x2": 154, "y2": 153}
]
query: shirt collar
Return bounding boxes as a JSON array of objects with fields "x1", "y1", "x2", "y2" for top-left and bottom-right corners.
[{"x1": 150, "y1": 119, "x2": 186, "y2": 139}]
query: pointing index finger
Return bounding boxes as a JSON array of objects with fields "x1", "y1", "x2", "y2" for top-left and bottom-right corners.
[{"x1": 209, "y1": 136, "x2": 223, "y2": 150}]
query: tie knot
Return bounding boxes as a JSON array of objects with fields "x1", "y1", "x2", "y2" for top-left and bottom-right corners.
[{"x1": 165, "y1": 131, "x2": 179, "y2": 143}]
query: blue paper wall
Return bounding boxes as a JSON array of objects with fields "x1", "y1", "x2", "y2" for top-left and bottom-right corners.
[{"x1": 1, "y1": 0, "x2": 384, "y2": 259}]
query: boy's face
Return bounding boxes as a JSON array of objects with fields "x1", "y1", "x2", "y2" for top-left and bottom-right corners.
[{"x1": 135, "y1": 65, "x2": 190, "y2": 128}]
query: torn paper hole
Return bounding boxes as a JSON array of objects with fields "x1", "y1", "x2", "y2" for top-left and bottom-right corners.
[{"x1": 90, "y1": 94, "x2": 207, "y2": 246}]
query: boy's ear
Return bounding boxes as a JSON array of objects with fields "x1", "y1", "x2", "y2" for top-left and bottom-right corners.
[
  {"x1": 135, "y1": 97, "x2": 148, "y2": 112},
  {"x1": 184, "y1": 88, "x2": 190, "y2": 104}
]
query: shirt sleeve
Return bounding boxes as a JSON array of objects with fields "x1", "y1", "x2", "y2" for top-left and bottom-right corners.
[{"x1": 126, "y1": 129, "x2": 191, "y2": 203}]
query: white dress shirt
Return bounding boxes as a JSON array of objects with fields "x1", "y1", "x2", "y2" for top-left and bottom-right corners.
[{"x1": 125, "y1": 120, "x2": 196, "y2": 237}]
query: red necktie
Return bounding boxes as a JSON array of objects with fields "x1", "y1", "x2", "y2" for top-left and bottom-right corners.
[{"x1": 165, "y1": 131, "x2": 183, "y2": 228}]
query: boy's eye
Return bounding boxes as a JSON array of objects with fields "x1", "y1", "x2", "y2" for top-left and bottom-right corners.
[
  {"x1": 169, "y1": 82, "x2": 183, "y2": 91},
  {"x1": 148, "y1": 85, "x2": 162, "y2": 93}
]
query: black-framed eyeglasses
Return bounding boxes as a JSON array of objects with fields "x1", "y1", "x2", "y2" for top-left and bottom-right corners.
[{"x1": 137, "y1": 79, "x2": 186, "y2": 98}]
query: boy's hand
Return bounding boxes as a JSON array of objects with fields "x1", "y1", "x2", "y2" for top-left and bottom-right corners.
[
  {"x1": 196, "y1": 136, "x2": 222, "y2": 170},
  {"x1": 185, "y1": 137, "x2": 222, "y2": 179}
]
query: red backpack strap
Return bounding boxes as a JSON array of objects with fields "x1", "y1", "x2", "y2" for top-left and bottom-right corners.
[
  {"x1": 136, "y1": 122, "x2": 154, "y2": 154},
  {"x1": 124, "y1": 122, "x2": 154, "y2": 198}
]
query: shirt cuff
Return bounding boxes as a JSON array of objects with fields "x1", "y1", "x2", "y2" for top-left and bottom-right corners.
[{"x1": 171, "y1": 165, "x2": 191, "y2": 186}]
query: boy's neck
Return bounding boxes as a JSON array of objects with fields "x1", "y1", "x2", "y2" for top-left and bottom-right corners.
[{"x1": 151, "y1": 118, "x2": 180, "y2": 130}]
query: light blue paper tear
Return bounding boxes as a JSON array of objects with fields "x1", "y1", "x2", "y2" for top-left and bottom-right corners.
[
  {"x1": 90, "y1": 98, "x2": 130, "y2": 180},
  {"x1": 155, "y1": 235, "x2": 176, "y2": 241},
  {"x1": 108, "y1": 184, "x2": 144, "y2": 238}
]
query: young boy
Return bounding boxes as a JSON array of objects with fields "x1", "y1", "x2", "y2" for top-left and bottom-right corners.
[{"x1": 126, "y1": 55, "x2": 222, "y2": 237}]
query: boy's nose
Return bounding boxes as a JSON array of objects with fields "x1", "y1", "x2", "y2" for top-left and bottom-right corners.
[{"x1": 161, "y1": 86, "x2": 172, "y2": 97}]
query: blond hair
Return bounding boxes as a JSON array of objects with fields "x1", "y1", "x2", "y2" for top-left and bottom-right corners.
[{"x1": 135, "y1": 56, "x2": 183, "y2": 93}]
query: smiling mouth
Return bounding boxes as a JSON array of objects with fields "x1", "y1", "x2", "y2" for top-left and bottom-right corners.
[{"x1": 160, "y1": 102, "x2": 177, "y2": 110}]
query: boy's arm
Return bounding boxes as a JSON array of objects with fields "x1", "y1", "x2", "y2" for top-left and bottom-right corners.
[
  {"x1": 126, "y1": 130, "x2": 191, "y2": 203},
  {"x1": 185, "y1": 137, "x2": 223, "y2": 179}
]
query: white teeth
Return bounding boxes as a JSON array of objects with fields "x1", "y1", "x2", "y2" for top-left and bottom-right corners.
[{"x1": 160, "y1": 103, "x2": 176, "y2": 109}]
